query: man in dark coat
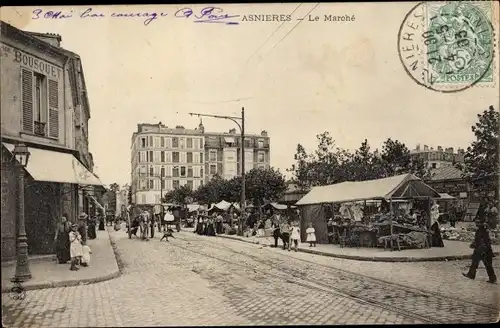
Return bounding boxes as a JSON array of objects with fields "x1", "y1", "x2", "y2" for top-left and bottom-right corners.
[{"x1": 463, "y1": 218, "x2": 497, "y2": 284}]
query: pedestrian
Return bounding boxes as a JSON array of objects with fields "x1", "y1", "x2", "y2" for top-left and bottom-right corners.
[
  {"x1": 150, "y1": 213, "x2": 156, "y2": 238},
  {"x1": 69, "y1": 224, "x2": 83, "y2": 271},
  {"x1": 272, "y1": 216, "x2": 281, "y2": 248},
  {"x1": 306, "y1": 222, "x2": 317, "y2": 247},
  {"x1": 98, "y1": 215, "x2": 105, "y2": 231},
  {"x1": 87, "y1": 216, "x2": 97, "y2": 240},
  {"x1": 280, "y1": 220, "x2": 291, "y2": 250},
  {"x1": 77, "y1": 213, "x2": 88, "y2": 246},
  {"x1": 81, "y1": 244, "x2": 92, "y2": 267},
  {"x1": 290, "y1": 221, "x2": 300, "y2": 252},
  {"x1": 462, "y1": 217, "x2": 497, "y2": 284},
  {"x1": 448, "y1": 204, "x2": 457, "y2": 228},
  {"x1": 430, "y1": 202, "x2": 444, "y2": 247},
  {"x1": 54, "y1": 213, "x2": 71, "y2": 264}
]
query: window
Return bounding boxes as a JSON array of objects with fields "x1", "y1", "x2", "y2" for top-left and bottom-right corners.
[
  {"x1": 200, "y1": 168, "x2": 204, "y2": 177},
  {"x1": 200, "y1": 153, "x2": 204, "y2": 163},
  {"x1": 161, "y1": 167, "x2": 165, "y2": 177},
  {"x1": 166, "y1": 138, "x2": 171, "y2": 148},
  {"x1": 187, "y1": 138, "x2": 193, "y2": 148},
  {"x1": 165, "y1": 151, "x2": 171, "y2": 163},
  {"x1": 160, "y1": 137, "x2": 165, "y2": 148},
  {"x1": 33, "y1": 73, "x2": 47, "y2": 135},
  {"x1": 154, "y1": 151, "x2": 160, "y2": 162},
  {"x1": 258, "y1": 152, "x2": 265, "y2": 163},
  {"x1": 173, "y1": 180, "x2": 180, "y2": 189},
  {"x1": 172, "y1": 137, "x2": 179, "y2": 148},
  {"x1": 194, "y1": 153, "x2": 199, "y2": 163},
  {"x1": 141, "y1": 138, "x2": 146, "y2": 148},
  {"x1": 187, "y1": 180, "x2": 193, "y2": 189},
  {"x1": 148, "y1": 151, "x2": 153, "y2": 162},
  {"x1": 149, "y1": 180, "x2": 154, "y2": 189},
  {"x1": 187, "y1": 167, "x2": 193, "y2": 178},
  {"x1": 432, "y1": 163, "x2": 437, "y2": 169},
  {"x1": 160, "y1": 151, "x2": 165, "y2": 162},
  {"x1": 173, "y1": 166, "x2": 179, "y2": 177},
  {"x1": 180, "y1": 138, "x2": 185, "y2": 149},
  {"x1": 245, "y1": 139, "x2": 251, "y2": 148},
  {"x1": 210, "y1": 164, "x2": 217, "y2": 175},
  {"x1": 187, "y1": 152, "x2": 193, "y2": 163},
  {"x1": 149, "y1": 136, "x2": 153, "y2": 147},
  {"x1": 172, "y1": 152, "x2": 180, "y2": 163},
  {"x1": 258, "y1": 139, "x2": 264, "y2": 148},
  {"x1": 154, "y1": 137, "x2": 160, "y2": 148},
  {"x1": 180, "y1": 166, "x2": 186, "y2": 177},
  {"x1": 149, "y1": 167, "x2": 154, "y2": 176},
  {"x1": 209, "y1": 150, "x2": 217, "y2": 161}
]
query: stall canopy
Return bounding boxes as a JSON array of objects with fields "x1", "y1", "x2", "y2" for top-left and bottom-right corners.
[
  {"x1": 187, "y1": 204, "x2": 201, "y2": 212},
  {"x1": 296, "y1": 173, "x2": 441, "y2": 206},
  {"x1": 213, "y1": 200, "x2": 232, "y2": 211}
]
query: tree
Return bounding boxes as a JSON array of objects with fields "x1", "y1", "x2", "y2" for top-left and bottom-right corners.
[
  {"x1": 163, "y1": 185, "x2": 193, "y2": 205},
  {"x1": 380, "y1": 138, "x2": 427, "y2": 178},
  {"x1": 462, "y1": 105, "x2": 499, "y2": 198},
  {"x1": 245, "y1": 167, "x2": 287, "y2": 206},
  {"x1": 127, "y1": 185, "x2": 133, "y2": 205}
]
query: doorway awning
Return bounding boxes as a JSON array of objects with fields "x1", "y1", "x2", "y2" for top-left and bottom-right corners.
[
  {"x1": 3, "y1": 143, "x2": 103, "y2": 186},
  {"x1": 87, "y1": 195, "x2": 105, "y2": 211}
]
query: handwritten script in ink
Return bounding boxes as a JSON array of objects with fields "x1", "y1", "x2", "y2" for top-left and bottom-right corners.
[{"x1": 31, "y1": 7, "x2": 240, "y2": 26}]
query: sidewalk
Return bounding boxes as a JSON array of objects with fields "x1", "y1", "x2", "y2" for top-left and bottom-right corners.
[
  {"x1": 188, "y1": 228, "x2": 500, "y2": 262},
  {"x1": 1, "y1": 229, "x2": 120, "y2": 292}
]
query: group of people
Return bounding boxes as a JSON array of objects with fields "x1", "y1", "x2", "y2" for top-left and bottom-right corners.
[
  {"x1": 54, "y1": 212, "x2": 92, "y2": 271},
  {"x1": 193, "y1": 213, "x2": 220, "y2": 236}
]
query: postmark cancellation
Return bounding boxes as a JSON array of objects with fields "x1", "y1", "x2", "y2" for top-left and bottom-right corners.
[{"x1": 398, "y1": 1, "x2": 497, "y2": 93}]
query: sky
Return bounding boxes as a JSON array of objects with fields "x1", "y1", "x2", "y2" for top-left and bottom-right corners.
[{"x1": 2, "y1": 3, "x2": 499, "y2": 187}]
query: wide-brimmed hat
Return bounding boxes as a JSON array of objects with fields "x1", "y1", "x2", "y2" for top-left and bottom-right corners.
[
  {"x1": 71, "y1": 223, "x2": 78, "y2": 229},
  {"x1": 78, "y1": 213, "x2": 88, "y2": 219}
]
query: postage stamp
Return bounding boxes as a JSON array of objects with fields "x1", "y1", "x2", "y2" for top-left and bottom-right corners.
[{"x1": 398, "y1": 1, "x2": 496, "y2": 93}]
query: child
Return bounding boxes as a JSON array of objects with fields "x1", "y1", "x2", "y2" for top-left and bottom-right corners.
[
  {"x1": 306, "y1": 222, "x2": 317, "y2": 247},
  {"x1": 69, "y1": 224, "x2": 83, "y2": 271},
  {"x1": 290, "y1": 221, "x2": 300, "y2": 252},
  {"x1": 81, "y1": 244, "x2": 92, "y2": 267}
]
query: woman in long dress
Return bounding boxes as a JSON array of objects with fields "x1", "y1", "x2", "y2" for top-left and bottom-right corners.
[
  {"x1": 55, "y1": 214, "x2": 71, "y2": 264},
  {"x1": 430, "y1": 203, "x2": 444, "y2": 247}
]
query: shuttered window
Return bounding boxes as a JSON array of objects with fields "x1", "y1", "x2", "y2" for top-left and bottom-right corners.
[
  {"x1": 48, "y1": 79, "x2": 59, "y2": 138},
  {"x1": 21, "y1": 69, "x2": 34, "y2": 132}
]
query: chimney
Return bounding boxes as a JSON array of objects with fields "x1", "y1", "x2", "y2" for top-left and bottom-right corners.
[
  {"x1": 437, "y1": 146, "x2": 443, "y2": 152},
  {"x1": 416, "y1": 144, "x2": 421, "y2": 151},
  {"x1": 261, "y1": 130, "x2": 268, "y2": 137},
  {"x1": 175, "y1": 125, "x2": 185, "y2": 129},
  {"x1": 229, "y1": 128, "x2": 236, "y2": 134},
  {"x1": 424, "y1": 145, "x2": 429, "y2": 151}
]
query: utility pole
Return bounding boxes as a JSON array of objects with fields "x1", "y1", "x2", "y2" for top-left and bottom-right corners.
[{"x1": 189, "y1": 107, "x2": 246, "y2": 236}]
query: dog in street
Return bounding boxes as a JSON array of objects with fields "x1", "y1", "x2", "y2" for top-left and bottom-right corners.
[{"x1": 160, "y1": 228, "x2": 175, "y2": 242}]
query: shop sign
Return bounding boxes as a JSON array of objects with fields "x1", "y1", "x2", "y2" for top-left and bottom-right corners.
[{"x1": 13, "y1": 48, "x2": 62, "y2": 79}]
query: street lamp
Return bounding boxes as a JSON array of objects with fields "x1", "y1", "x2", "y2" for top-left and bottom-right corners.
[
  {"x1": 189, "y1": 107, "x2": 246, "y2": 236},
  {"x1": 12, "y1": 143, "x2": 32, "y2": 282}
]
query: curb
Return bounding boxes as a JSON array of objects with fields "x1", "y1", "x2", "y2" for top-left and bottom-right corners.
[
  {"x1": 215, "y1": 234, "x2": 499, "y2": 263},
  {"x1": 1, "y1": 230, "x2": 121, "y2": 293}
]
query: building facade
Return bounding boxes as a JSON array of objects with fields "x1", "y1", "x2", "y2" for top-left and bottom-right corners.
[
  {"x1": 130, "y1": 122, "x2": 271, "y2": 205},
  {"x1": 0, "y1": 22, "x2": 102, "y2": 260},
  {"x1": 410, "y1": 144, "x2": 465, "y2": 169}
]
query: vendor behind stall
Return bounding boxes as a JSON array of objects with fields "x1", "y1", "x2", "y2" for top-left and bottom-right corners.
[{"x1": 430, "y1": 202, "x2": 444, "y2": 247}]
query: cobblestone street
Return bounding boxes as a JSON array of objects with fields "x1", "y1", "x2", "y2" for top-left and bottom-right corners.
[{"x1": 2, "y1": 230, "x2": 499, "y2": 327}]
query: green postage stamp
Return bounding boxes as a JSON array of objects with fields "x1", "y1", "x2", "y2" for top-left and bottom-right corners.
[{"x1": 398, "y1": 1, "x2": 496, "y2": 93}]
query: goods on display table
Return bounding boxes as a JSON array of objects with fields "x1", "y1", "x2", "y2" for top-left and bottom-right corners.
[{"x1": 441, "y1": 224, "x2": 500, "y2": 245}]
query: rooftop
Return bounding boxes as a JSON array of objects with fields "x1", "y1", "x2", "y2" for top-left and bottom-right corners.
[{"x1": 428, "y1": 166, "x2": 464, "y2": 181}]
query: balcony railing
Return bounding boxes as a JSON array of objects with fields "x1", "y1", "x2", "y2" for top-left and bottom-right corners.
[{"x1": 34, "y1": 121, "x2": 46, "y2": 137}]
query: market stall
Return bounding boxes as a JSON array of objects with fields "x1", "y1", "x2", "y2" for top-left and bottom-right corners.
[{"x1": 296, "y1": 173, "x2": 442, "y2": 250}]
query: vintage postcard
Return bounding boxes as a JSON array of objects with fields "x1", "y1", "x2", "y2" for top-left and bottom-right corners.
[{"x1": 1, "y1": 2, "x2": 499, "y2": 326}]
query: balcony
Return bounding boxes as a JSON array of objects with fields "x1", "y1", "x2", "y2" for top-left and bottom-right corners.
[{"x1": 34, "y1": 121, "x2": 46, "y2": 137}]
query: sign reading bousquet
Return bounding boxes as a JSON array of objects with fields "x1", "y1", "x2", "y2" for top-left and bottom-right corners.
[{"x1": 13, "y1": 49, "x2": 62, "y2": 79}]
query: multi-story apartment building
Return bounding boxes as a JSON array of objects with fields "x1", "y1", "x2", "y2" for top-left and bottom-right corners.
[
  {"x1": 0, "y1": 21, "x2": 102, "y2": 260},
  {"x1": 130, "y1": 122, "x2": 271, "y2": 205},
  {"x1": 410, "y1": 144, "x2": 465, "y2": 169}
]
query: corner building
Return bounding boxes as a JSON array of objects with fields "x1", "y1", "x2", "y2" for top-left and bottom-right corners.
[
  {"x1": 0, "y1": 21, "x2": 102, "y2": 261},
  {"x1": 130, "y1": 122, "x2": 271, "y2": 205}
]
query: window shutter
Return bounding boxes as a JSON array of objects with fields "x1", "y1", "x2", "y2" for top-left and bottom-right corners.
[
  {"x1": 21, "y1": 69, "x2": 34, "y2": 132},
  {"x1": 48, "y1": 79, "x2": 59, "y2": 138}
]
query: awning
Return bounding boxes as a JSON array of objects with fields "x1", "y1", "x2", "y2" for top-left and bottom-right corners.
[
  {"x1": 436, "y1": 193, "x2": 456, "y2": 200},
  {"x1": 88, "y1": 195, "x2": 105, "y2": 211},
  {"x1": 296, "y1": 173, "x2": 440, "y2": 206},
  {"x1": 224, "y1": 137, "x2": 235, "y2": 143},
  {"x1": 3, "y1": 143, "x2": 103, "y2": 185}
]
